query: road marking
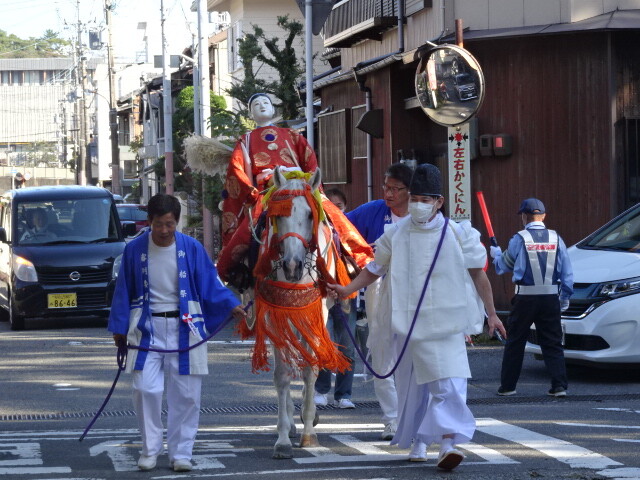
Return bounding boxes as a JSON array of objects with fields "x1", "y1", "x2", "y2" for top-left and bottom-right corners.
[
  {"x1": 597, "y1": 467, "x2": 640, "y2": 479},
  {"x1": 595, "y1": 408, "x2": 640, "y2": 415},
  {"x1": 0, "y1": 419, "x2": 633, "y2": 476},
  {"x1": 556, "y1": 422, "x2": 640, "y2": 429},
  {"x1": 0, "y1": 467, "x2": 72, "y2": 475},
  {"x1": 477, "y1": 418, "x2": 622, "y2": 469},
  {"x1": 90, "y1": 440, "x2": 137, "y2": 472},
  {"x1": 295, "y1": 436, "x2": 405, "y2": 464}
]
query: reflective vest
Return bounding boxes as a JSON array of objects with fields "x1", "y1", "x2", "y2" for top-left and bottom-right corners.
[{"x1": 515, "y1": 229, "x2": 560, "y2": 295}]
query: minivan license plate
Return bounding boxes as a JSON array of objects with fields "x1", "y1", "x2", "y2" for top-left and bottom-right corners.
[{"x1": 48, "y1": 293, "x2": 77, "y2": 308}]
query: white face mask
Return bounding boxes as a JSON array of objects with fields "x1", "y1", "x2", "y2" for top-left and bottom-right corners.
[{"x1": 409, "y1": 202, "x2": 436, "y2": 223}]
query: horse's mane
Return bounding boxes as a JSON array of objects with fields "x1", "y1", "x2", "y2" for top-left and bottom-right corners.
[{"x1": 260, "y1": 171, "x2": 326, "y2": 223}]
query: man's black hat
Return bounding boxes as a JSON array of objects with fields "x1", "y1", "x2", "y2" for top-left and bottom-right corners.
[{"x1": 409, "y1": 163, "x2": 442, "y2": 197}]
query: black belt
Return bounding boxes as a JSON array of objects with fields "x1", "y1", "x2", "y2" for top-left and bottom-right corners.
[{"x1": 151, "y1": 310, "x2": 180, "y2": 318}]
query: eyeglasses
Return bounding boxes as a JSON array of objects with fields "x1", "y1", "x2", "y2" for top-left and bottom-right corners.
[{"x1": 382, "y1": 185, "x2": 407, "y2": 194}]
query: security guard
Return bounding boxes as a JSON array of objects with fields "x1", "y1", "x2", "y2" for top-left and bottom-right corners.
[{"x1": 490, "y1": 198, "x2": 573, "y2": 397}]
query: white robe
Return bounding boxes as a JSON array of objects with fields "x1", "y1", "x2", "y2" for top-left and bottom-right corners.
[{"x1": 372, "y1": 213, "x2": 486, "y2": 385}]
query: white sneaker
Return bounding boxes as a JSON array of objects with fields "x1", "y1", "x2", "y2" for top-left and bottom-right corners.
[
  {"x1": 313, "y1": 391, "x2": 328, "y2": 406},
  {"x1": 437, "y1": 448, "x2": 465, "y2": 470},
  {"x1": 409, "y1": 440, "x2": 427, "y2": 462},
  {"x1": 172, "y1": 459, "x2": 193, "y2": 472},
  {"x1": 380, "y1": 420, "x2": 397, "y2": 440},
  {"x1": 337, "y1": 398, "x2": 355, "y2": 409},
  {"x1": 137, "y1": 454, "x2": 157, "y2": 471}
]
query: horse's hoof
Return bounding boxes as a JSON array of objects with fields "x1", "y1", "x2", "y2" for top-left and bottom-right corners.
[
  {"x1": 299, "y1": 411, "x2": 320, "y2": 427},
  {"x1": 288, "y1": 424, "x2": 297, "y2": 438},
  {"x1": 299, "y1": 433, "x2": 320, "y2": 448},
  {"x1": 272, "y1": 443, "x2": 294, "y2": 459}
]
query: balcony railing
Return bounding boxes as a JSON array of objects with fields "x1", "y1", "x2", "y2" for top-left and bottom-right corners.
[{"x1": 323, "y1": 0, "x2": 399, "y2": 48}]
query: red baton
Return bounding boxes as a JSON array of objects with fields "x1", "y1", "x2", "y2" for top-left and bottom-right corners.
[{"x1": 476, "y1": 191, "x2": 498, "y2": 247}]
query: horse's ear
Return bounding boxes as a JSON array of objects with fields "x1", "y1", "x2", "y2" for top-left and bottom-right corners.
[
  {"x1": 273, "y1": 166, "x2": 286, "y2": 188},
  {"x1": 310, "y1": 168, "x2": 322, "y2": 191}
]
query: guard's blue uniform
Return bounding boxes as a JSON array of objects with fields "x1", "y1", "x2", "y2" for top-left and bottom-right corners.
[{"x1": 494, "y1": 221, "x2": 573, "y2": 392}]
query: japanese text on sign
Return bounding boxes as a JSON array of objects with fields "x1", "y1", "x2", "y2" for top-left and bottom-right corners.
[{"x1": 447, "y1": 123, "x2": 471, "y2": 221}]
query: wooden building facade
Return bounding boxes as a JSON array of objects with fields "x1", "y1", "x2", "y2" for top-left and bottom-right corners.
[{"x1": 313, "y1": 1, "x2": 640, "y2": 310}]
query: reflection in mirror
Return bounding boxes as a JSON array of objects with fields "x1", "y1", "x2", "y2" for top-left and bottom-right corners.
[{"x1": 415, "y1": 44, "x2": 485, "y2": 127}]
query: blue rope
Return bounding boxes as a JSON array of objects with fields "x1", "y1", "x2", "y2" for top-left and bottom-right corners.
[
  {"x1": 78, "y1": 301, "x2": 253, "y2": 442},
  {"x1": 333, "y1": 218, "x2": 449, "y2": 379}
]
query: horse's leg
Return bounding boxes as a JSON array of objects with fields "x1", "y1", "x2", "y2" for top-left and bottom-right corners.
[
  {"x1": 286, "y1": 382, "x2": 297, "y2": 438},
  {"x1": 272, "y1": 350, "x2": 294, "y2": 459},
  {"x1": 299, "y1": 365, "x2": 320, "y2": 447}
]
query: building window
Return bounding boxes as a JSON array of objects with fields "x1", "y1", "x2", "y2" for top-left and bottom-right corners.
[
  {"x1": 351, "y1": 105, "x2": 367, "y2": 160},
  {"x1": 623, "y1": 117, "x2": 640, "y2": 208},
  {"x1": 24, "y1": 71, "x2": 40, "y2": 84},
  {"x1": 318, "y1": 108, "x2": 351, "y2": 184},
  {"x1": 12, "y1": 70, "x2": 24, "y2": 85},
  {"x1": 228, "y1": 20, "x2": 243, "y2": 72},
  {"x1": 119, "y1": 116, "x2": 131, "y2": 146}
]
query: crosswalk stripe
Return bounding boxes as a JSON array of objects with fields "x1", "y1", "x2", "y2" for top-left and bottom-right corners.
[{"x1": 476, "y1": 418, "x2": 622, "y2": 469}]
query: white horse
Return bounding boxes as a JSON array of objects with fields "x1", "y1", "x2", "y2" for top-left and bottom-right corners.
[{"x1": 239, "y1": 167, "x2": 350, "y2": 459}]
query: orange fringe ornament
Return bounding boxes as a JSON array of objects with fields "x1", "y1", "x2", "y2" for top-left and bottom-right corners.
[{"x1": 238, "y1": 280, "x2": 351, "y2": 374}]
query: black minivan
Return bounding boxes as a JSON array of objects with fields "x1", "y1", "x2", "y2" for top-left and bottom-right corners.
[{"x1": 0, "y1": 185, "x2": 128, "y2": 330}]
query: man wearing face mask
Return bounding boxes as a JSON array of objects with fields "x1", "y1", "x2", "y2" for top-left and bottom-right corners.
[
  {"x1": 490, "y1": 198, "x2": 573, "y2": 397},
  {"x1": 328, "y1": 163, "x2": 505, "y2": 471}
]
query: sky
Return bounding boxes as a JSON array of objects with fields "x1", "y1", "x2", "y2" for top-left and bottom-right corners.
[{"x1": 0, "y1": 0, "x2": 197, "y2": 62}]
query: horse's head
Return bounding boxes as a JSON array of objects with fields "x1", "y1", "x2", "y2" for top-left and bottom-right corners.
[{"x1": 267, "y1": 167, "x2": 322, "y2": 282}]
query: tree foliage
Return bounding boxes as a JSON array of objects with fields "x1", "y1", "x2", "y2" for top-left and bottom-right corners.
[
  {"x1": 226, "y1": 15, "x2": 305, "y2": 121},
  {"x1": 169, "y1": 86, "x2": 248, "y2": 213},
  {"x1": 0, "y1": 29, "x2": 70, "y2": 58}
]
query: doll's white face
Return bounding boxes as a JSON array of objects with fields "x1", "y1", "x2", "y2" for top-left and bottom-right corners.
[{"x1": 250, "y1": 96, "x2": 275, "y2": 126}]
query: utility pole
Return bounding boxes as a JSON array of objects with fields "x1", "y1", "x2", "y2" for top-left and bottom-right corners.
[
  {"x1": 76, "y1": 0, "x2": 87, "y2": 185},
  {"x1": 305, "y1": 1, "x2": 314, "y2": 149},
  {"x1": 105, "y1": 0, "x2": 121, "y2": 195},
  {"x1": 60, "y1": 102, "x2": 68, "y2": 167},
  {"x1": 197, "y1": 0, "x2": 214, "y2": 257},
  {"x1": 160, "y1": 0, "x2": 174, "y2": 195}
]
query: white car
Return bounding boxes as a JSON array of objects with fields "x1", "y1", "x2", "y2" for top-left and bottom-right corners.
[{"x1": 525, "y1": 203, "x2": 640, "y2": 365}]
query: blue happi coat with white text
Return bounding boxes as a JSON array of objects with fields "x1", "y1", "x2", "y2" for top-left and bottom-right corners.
[{"x1": 108, "y1": 230, "x2": 240, "y2": 374}]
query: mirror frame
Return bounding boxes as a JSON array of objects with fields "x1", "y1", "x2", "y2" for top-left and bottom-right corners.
[{"x1": 415, "y1": 44, "x2": 485, "y2": 127}]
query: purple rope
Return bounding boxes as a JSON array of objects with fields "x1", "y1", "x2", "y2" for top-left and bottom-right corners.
[
  {"x1": 79, "y1": 301, "x2": 253, "y2": 442},
  {"x1": 334, "y1": 218, "x2": 450, "y2": 379}
]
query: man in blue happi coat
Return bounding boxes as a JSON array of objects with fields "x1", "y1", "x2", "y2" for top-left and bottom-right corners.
[{"x1": 109, "y1": 194, "x2": 246, "y2": 472}]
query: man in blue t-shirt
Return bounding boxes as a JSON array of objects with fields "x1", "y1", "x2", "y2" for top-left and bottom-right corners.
[{"x1": 344, "y1": 163, "x2": 414, "y2": 445}]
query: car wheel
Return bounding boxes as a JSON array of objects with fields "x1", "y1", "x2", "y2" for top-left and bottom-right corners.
[{"x1": 9, "y1": 295, "x2": 25, "y2": 331}]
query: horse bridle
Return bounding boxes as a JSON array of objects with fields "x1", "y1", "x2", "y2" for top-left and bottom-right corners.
[{"x1": 267, "y1": 185, "x2": 320, "y2": 254}]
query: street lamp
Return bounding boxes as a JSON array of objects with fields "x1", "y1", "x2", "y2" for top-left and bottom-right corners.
[{"x1": 86, "y1": 89, "x2": 120, "y2": 194}]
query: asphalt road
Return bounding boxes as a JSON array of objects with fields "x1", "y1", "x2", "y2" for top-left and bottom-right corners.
[{"x1": 1, "y1": 316, "x2": 640, "y2": 480}]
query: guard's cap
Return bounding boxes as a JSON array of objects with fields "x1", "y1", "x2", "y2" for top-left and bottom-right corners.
[
  {"x1": 517, "y1": 198, "x2": 545, "y2": 214},
  {"x1": 409, "y1": 163, "x2": 442, "y2": 197}
]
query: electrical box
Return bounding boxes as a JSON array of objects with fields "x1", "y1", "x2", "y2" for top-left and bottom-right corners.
[
  {"x1": 479, "y1": 134, "x2": 494, "y2": 156},
  {"x1": 493, "y1": 134, "x2": 513, "y2": 156}
]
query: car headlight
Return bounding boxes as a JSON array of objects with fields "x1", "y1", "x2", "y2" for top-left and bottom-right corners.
[
  {"x1": 595, "y1": 276, "x2": 640, "y2": 298},
  {"x1": 12, "y1": 254, "x2": 38, "y2": 283},
  {"x1": 112, "y1": 254, "x2": 123, "y2": 279}
]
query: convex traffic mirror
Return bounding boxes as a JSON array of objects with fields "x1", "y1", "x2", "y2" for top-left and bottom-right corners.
[{"x1": 415, "y1": 44, "x2": 485, "y2": 127}]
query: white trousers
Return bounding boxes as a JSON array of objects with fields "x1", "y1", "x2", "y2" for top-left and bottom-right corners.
[
  {"x1": 132, "y1": 316, "x2": 203, "y2": 461},
  {"x1": 365, "y1": 278, "x2": 398, "y2": 424},
  {"x1": 371, "y1": 351, "x2": 398, "y2": 424},
  {"x1": 392, "y1": 355, "x2": 475, "y2": 449}
]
